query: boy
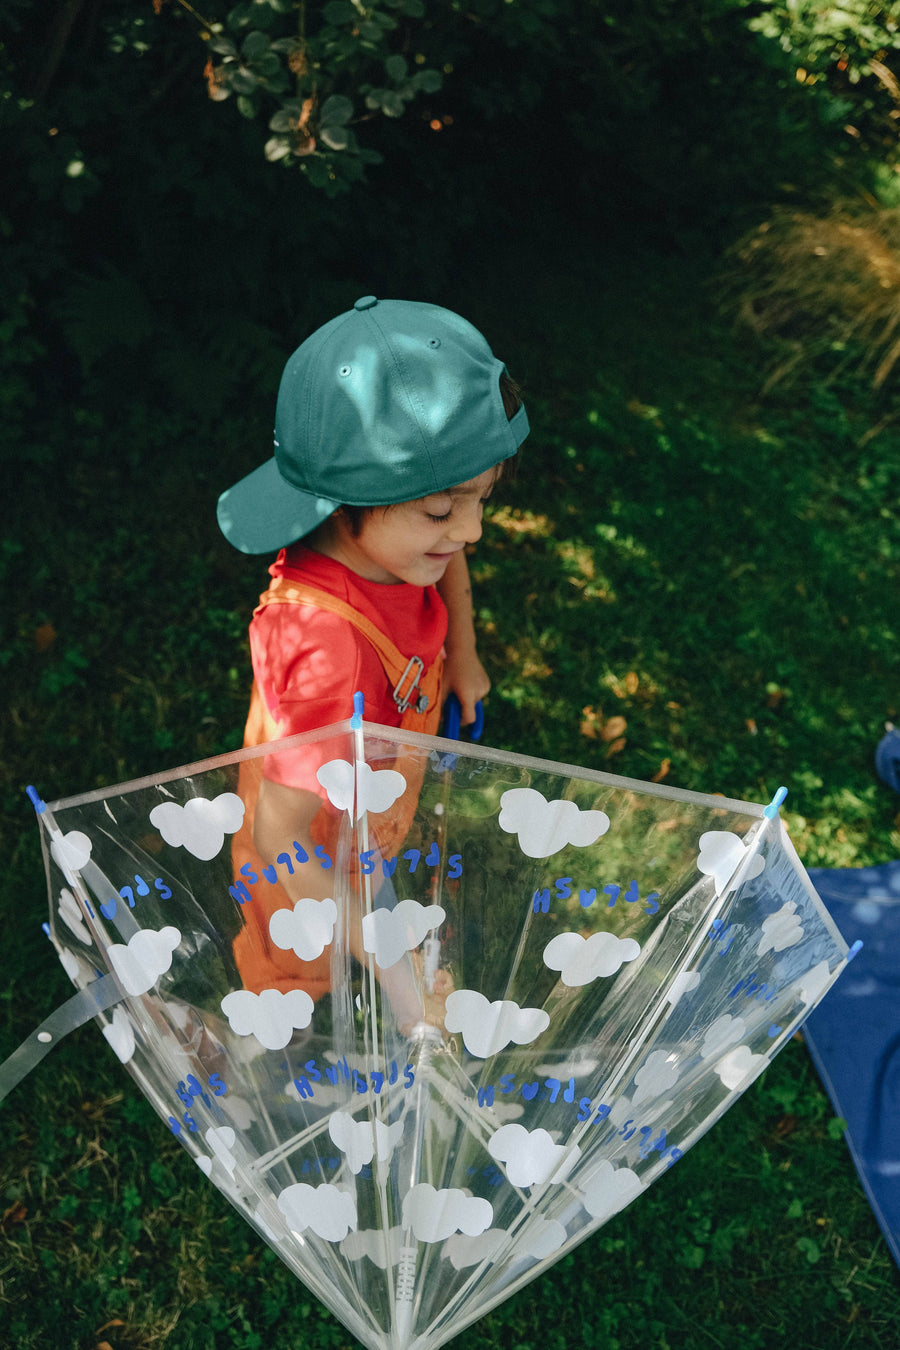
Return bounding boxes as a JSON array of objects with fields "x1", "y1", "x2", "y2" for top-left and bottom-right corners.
[{"x1": 217, "y1": 296, "x2": 528, "y2": 1019}]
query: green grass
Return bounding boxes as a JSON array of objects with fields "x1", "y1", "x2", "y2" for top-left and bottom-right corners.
[{"x1": 1, "y1": 236, "x2": 899, "y2": 1348}]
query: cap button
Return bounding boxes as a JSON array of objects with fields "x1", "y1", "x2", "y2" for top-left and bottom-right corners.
[{"x1": 354, "y1": 295, "x2": 378, "y2": 311}]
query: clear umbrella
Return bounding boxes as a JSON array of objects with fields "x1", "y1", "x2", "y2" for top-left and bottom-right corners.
[{"x1": 5, "y1": 711, "x2": 853, "y2": 1350}]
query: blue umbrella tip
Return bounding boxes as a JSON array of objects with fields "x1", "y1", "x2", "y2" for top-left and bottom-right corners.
[
  {"x1": 847, "y1": 939, "x2": 864, "y2": 962},
  {"x1": 764, "y1": 786, "x2": 788, "y2": 819},
  {"x1": 351, "y1": 690, "x2": 365, "y2": 729},
  {"x1": 26, "y1": 785, "x2": 46, "y2": 815}
]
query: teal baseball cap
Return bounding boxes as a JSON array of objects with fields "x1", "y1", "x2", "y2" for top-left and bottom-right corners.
[{"x1": 217, "y1": 296, "x2": 529, "y2": 555}]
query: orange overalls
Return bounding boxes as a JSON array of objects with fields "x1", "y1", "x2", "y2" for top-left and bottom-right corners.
[{"x1": 230, "y1": 578, "x2": 443, "y2": 998}]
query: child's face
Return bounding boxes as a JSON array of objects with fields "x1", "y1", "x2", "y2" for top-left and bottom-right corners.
[{"x1": 331, "y1": 466, "x2": 500, "y2": 586}]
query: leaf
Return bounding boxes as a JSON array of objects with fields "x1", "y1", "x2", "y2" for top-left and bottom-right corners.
[
  {"x1": 208, "y1": 36, "x2": 238, "y2": 57},
  {"x1": 204, "y1": 59, "x2": 231, "y2": 101},
  {"x1": 370, "y1": 88, "x2": 406, "y2": 118},
  {"x1": 268, "y1": 109, "x2": 294, "y2": 133},
  {"x1": 241, "y1": 30, "x2": 270, "y2": 60},
  {"x1": 601, "y1": 715, "x2": 627, "y2": 742},
  {"x1": 320, "y1": 125, "x2": 349, "y2": 151},
  {"x1": 226, "y1": 2, "x2": 253, "y2": 29},
  {"x1": 320, "y1": 94, "x2": 353, "y2": 127},
  {"x1": 385, "y1": 54, "x2": 408, "y2": 83},
  {"x1": 264, "y1": 136, "x2": 291, "y2": 162},
  {"x1": 322, "y1": 0, "x2": 356, "y2": 23},
  {"x1": 580, "y1": 705, "x2": 601, "y2": 739},
  {"x1": 1, "y1": 1201, "x2": 27, "y2": 1228},
  {"x1": 650, "y1": 758, "x2": 671, "y2": 783},
  {"x1": 304, "y1": 156, "x2": 331, "y2": 187},
  {"x1": 34, "y1": 622, "x2": 56, "y2": 653},
  {"x1": 228, "y1": 66, "x2": 259, "y2": 94},
  {"x1": 412, "y1": 67, "x2": 442, "y2": 93}
]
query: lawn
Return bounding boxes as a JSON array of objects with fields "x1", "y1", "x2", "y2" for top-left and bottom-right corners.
[{"x1": 1, "y1": 230, "x2": 898, "y2": 1349}]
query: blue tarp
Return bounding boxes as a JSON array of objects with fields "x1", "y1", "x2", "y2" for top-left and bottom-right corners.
[{"x1": 803, "y1": 860, "x2": 900, "y2": 1266}]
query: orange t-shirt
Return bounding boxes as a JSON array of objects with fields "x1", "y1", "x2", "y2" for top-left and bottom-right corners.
[{"x1": 250, "y1": 543, "x2": 447, "y2": 790}]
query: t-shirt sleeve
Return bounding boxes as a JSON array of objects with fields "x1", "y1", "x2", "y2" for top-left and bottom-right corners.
[{"x1": 249, "y1": 603, "x2": 379, "y2": 794}]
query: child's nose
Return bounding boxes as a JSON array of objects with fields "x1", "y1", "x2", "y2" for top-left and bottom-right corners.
[{"x1": 448, "y1": 504, "x2": 483, "y2": 544}]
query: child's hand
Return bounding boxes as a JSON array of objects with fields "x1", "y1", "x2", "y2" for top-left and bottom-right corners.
[{"x1": 442, "y1": 646, "x2": 490, "y2": 725}]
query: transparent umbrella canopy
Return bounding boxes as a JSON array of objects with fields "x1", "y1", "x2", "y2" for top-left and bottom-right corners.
[{"x1": 5, "y1": 713, "x2": 853, "y2": 1350}]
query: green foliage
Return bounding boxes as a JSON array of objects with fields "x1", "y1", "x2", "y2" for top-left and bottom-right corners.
[
  {"x1": 750, "y1": 0, "x2": 900, "y2": 187},
  {"x1": 183, "y1": 0, "x2": 441, "y2": 192}
]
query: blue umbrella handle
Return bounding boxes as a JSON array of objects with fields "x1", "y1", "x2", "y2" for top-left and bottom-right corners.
[{"x1": 442, "y1": 694, "x2": 484, "y2": 742}]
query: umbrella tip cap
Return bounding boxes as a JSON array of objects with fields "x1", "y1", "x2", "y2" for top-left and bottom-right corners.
[
  {"x1": 351, "y1": 690, "x2": 364, "y2": 729},
  {"x1": 764, "y1": 786, "x2": 788, "y2": 818},
  {"x1": 847, "y1": 939, "x2": 864, "y2": 963},
  {"x1": 26, "y1": 785, "x2": 46, "y2": 815}
]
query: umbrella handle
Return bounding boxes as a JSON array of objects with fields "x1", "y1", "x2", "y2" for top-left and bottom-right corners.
[{"x1": 442, "y1": 694, "x2": 484, "y2": 742}]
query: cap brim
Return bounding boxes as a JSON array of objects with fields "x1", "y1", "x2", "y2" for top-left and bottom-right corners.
[{"x1": 217, "y1": 457, "x2": 340, "y2": 555}]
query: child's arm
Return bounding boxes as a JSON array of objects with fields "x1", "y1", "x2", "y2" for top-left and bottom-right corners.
[{"x1": 436, "y1": 549, "x2": 490, "y2": 725}]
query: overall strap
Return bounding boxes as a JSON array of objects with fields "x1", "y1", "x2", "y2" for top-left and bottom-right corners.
[{"x1": 255, "y1": 576, "x2": 442, "y2": 731}]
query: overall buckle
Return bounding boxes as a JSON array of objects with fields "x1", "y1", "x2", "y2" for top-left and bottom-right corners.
[{"x1": 393, "y1": 657, "x2": 429, "y2": 714}]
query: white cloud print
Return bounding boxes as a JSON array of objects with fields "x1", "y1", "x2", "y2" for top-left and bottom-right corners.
[
  {"x1": 700, "y1": 1013, "x2": 747, "y2": 1061},
  {"x1": 401, "y1": 1184, "x2": 493, "y2": 1243},
  {"x1": 498, "y1": 788, "x2": 610, "y2": 859},
  {"x1": 796, "y1": 959, "x2": 832, "y2": 1007},
  {"x1": 269, "y1": 895, "x2": 338, "y2": 962},
  {"x1": 316, "y1": 759, "x2": 407, "y2": 822},
  {"x1": 362, "y1": 899, "x2": 445, "y2": 968},
  {"x1": 757, "y1": 901, "x2": 803, "y2": 955},
  {"x1": 443, "y1": 990, "x2": 550, "y2": 1059},
  {"x1": 329, "y1": 1112, "x2": 404, "y2": 1174},
  {"x1": 697, "y1": 830, "x2": 765, "y2": 897},
  {"x1": 220, "y1": 987, "x2": 314, "y2": 1050},
  {"x1": 51, "y1": 830, "x2": 92, "y2": 882},
  {"x1": 278, "y1": 1182, "x2": 357, "y2": 1243},
  {"x1": 58, "y1": 888, "x2": 92, "y2": 945},
  {"x1": 108, "y1": 925, "x2": 181, "y2": 995},
  {"x1": 543, "y1": 931, "x2": 640, "y2": 987},
  {"x1": 666, "y1": 970, "x2": 701, "y2": 1007},
  {"x1": 580, "y1": 1161, "x2": 645, "y2": 1223},
  {"x1": 202, "y1": 1125, "x2": 238, "y2": 1176},
  {"x1": 716, "y1": 1044, "x2": 768, "y2": 1091},
  {"x1": 102, "y1": 1007, "x2": 136, "y2": 1064},
  {"x1": 149, "y1": 793, "x2": 244, "y2": 861},
  {"x1": 341, "y1": 1227, "x2": 405, "y2": 1269},
  {"x1": 442, "y1": 1218, "x2": 568, "y2": 1269},
  {"x1": 487, "y1": 1124, "x2": 579, "y2": 1188},
  {"x1": 632, "y1": 1049, "x2": 682, "y2": 1106}
]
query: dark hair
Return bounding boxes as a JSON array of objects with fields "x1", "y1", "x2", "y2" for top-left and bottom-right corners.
[
  {"x1": 499, "y1": 370, "x2": 524, "y2": 420},
  {"x1": 338, "y1": 370, "x2": 523, "y2": 536}
]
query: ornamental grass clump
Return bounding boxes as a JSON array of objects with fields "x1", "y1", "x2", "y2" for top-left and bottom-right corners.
[{"x1": 725, "y1": 204, "x2": 900, "y2": 393}]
